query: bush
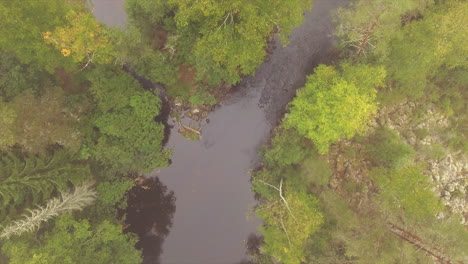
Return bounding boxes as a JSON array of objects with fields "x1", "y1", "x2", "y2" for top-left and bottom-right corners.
[
  {"x1": 188, "y1": 89, "x2": 217, "y2": 106},
  {"x1": 371, "y1": 165, "x2": 443, "y2": 222},
  {"x1": 420, "y1": 143, "x2": 446, "y2": 161},
  {"x1": 262, "y1": 128, "x2": 311, "y2": 169},
  {"x1": 299, "y1": 152, "x2": 332, "y2": 187},
  {"x1": 365, "y1": 127, "x2": 415, "y2": 169},
  {"x1": 414, "y1": 128, "x2": 429, "y2": 140}
]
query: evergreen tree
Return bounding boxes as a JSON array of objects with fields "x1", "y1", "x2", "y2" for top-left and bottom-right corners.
[{"x1": 0, "y1": 150, "x2": 89, "y2": 223}]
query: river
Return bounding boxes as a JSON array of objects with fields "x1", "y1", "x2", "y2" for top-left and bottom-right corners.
[{"x1": 92, "y1": 0, "x2": 350, "y2": 263}]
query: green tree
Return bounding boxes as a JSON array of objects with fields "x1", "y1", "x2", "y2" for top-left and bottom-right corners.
[
  {"x1": 364, "y1": 127, "x2": 415, "y2": 169},
  {"x1": 372, "y1": 165, "x2": 443, "y2": 222},
  {"x1": 125, "y1": 0, "x2": 171, "y2": 37},
  {"x1": 126, "y1": 0, "x2": 312, "y2": 85},
  {"x1": 262, "y1": 128, "x2": 311, "y2": 169},
  {"x1": 2, "y1": 214, "x2": 142, "y2": 264},
  {"x1": 0, "y1": 51, "x2": 56, "y2": 100},
  {"x1": 382, "y1": 0, "x2": 468, "y2": 100},
  {"x1": 173, "y1": 0, "x2": 311, "y2": 84},
  {"x1": 334, "y1": 0, "x2": 433, "y2": 59},
  {"x1": 0, "y1": 100, "x2": 16, "y2": 151},
  {"x1": 424, "y1": 215, "x2": 468, "y2": 262},
  {"x1": 0, "y1": 150, "x2": 89, "y2": 223},
  {"x1": 284, "y1": 63, "x2": 384, "y2": 153},
  {"x1": 9, "y1": 88, "x2": 83, "y2": 154},
  {"x1": 256, "y1": 181, "x2": 323, "y2": 264},
  {"x1": 85, "y1": 67, "x2": 170, "y2": 173},
  {"x1": 0, "y1": 0, "x2": 73, "y2": 71}
]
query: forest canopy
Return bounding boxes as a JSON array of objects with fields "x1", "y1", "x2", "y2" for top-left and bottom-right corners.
[
  {"x1": 251, "y1": 0, "x2": 467, "y2": 263},
  {"x1": 0, "y1": 0, "x2": 168, "y2": 262},
  {"x1": 0, "y1": 0, "x2": 466, "y2": 263}
]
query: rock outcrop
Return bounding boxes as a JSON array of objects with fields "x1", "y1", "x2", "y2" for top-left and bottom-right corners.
[{"x1": 329, "y1": 100, "x2": 468, "y2": 224}]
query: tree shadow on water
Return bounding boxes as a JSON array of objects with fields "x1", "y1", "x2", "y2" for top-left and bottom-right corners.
[
  {"x1": 234, "y1": 233, "x2": 266, "y2": 264},
  {"x1": 122, "y1": 176, "x2": 176, "y2": 264}
]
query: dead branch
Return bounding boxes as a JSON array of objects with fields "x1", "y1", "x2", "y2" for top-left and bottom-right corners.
[
  {"x1": 256, "y1": 200, "x2": 280, "y2": 212},
  {"x1": 280, "y1": 215, "x2": 292, "y2": 246},
  {"x1": 257, "y1": 178, "x2": 296, "y2": 221},
  {"x1": 216, "y1": 11, "x2": 233, "y2": 32},
  {"x1": 175, "y1": 119, "x2": 201, "y2": 135},
  {"x1": 80, "y1": 51, "x2": 96, "y2": 71},
  {"x1": 356, "y1": 11, "x2": 384, "y2": 57},
  {"x1": 386, "y1": 223, "x2": 457, "y2": 264},
  {"x1": 180, "y1": 124, "x2": 201, "y2": 135}
]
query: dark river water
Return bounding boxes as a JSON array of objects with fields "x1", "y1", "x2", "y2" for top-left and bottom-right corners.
[{"x1": 93, "y1": 0, "x2": 350, "y2": 263}]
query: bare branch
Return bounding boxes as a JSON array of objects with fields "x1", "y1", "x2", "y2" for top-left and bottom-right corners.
[
  {"x1": 386, "y1": 223, "x2": 455, "y2": 264},
  {"x1": 180, "y1": 124, "x2": 201, "y2": 135},
  {"x1": 280, "y1": 216, "x2": 291, "y2": 246},
  {"x1": 256, "y1": 200, "x2": 280, "y2": 212},
  {"x1": 278, "y1": 179, "x2": 296, "y2": 221},
  {"x1": 80, "y1": 51, "x2": 96, "y2": 71},
  {"x1": 257, "y1": 179, "x2": 280, "y2": 192},
  {"x1": 257, "y1": 178, "x2": 296, "y2": 220}
]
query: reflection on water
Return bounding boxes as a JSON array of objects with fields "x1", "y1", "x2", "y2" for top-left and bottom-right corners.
[
  {"x1": 92, "y1": 0, "x2": 352, "y2": 262},
  {"x1": 123, "y1": 177, "x2": 176, "y2": 264},
  {"x1": 232, "y1": 233, "x2": 265, "y2": 264}
]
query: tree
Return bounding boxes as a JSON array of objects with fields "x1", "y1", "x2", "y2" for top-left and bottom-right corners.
[
  {"x1": 0, "y1": 183, "x2": 96, "y2": 239},
  {"x1": 126, "y1": 0, "x2": 312, "y2": 85},
  {"x1": 0, "y1": 51, "x2": 56, "y2": 101},
  {"x1": 382, "y1": 0, "x2": 468, "y2": 99},
  {"x1": 173, "y1": 0, "x2": 311, "y2": 84},
  {"x1": 0, "y1": 100, "x2": 16, "y2": 151},
  {"x1": 334, "y1": 0, "x2": 432, "y2": 59},
  {"x1": 0, "y1": 0, "x2": 72, "y2": 71},
  {"x1": 9, "y1": 88, "x2": 82, "y2": 154},
  {"x1": 91, "y1": 93, "x2": 170, "y2": 173},
  {"x1": 2, "y1": 214, "x2": 142, "y2": 264},
  {"x1": 262, "y1": 128, "x2": 312, "y2": 169},
  {"x1": 364, "y1": 127, "x2": 415, "y2": 169},
  {"x1": 284, "y1": 63, "x2": 384, "y2": 153},
  {"x1": 84, "y1": 67, "x2": 170, "y2": 173},
  {"x1": 371, "y1": 165, "x2": 443, "y2": 222},
  {"x1": 0, "y1": 150, "x2": 89, "y2": 223},
  {"x1": 423, "y1": 215, "x2": 468, "y2": 262},
  {"x1": 43, "y1": 9, "x2": 116, "y2": 69},
  {"x1": 125, "y1": 0, "x2": 171, "y2": 37},
  {"x1": 256, "y1": 180, "x2": 323, "y2": 264}
]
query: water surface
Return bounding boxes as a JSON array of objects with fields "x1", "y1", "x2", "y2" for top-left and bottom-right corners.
[{"x1": 92, "y1": 0, "x2": 351, "y2": 263}]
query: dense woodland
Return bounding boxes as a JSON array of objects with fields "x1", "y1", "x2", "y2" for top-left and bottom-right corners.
[
  {"x1": 0, "y1": 0, "x2": 466, "y2": 263},
  {"x1": 251, "y1": 0, "x2": 468, "y2": 263}
]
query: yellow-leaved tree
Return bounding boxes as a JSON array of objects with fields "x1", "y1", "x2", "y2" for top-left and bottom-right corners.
[{"x1": 43, "y1": 9, "x2": 116, "y2": 69}]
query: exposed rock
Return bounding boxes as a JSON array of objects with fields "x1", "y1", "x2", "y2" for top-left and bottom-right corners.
[
  {"x1": 436, "y1": 212, "x2": 445, "y2": 219},
  {"x1": 381, "y1": 103, "x2": 468, "y2": 224},
  {"x1": 329, "y1": 100, "x2": 468, "y2": 224},
  {"x1": 336, "y1": 154, "x2": 346, "y2": 173},
  {"x1": 407, "y1": 134, "x2": 417, "y2": 145}
]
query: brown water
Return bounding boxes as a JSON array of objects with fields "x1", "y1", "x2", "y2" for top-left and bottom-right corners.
[
  {"x1": 93, "y1": 0, "x2": 351, "y2": 263},
  {"x1": 90, "y1": 0, "x2": 126, "y2": 28}
]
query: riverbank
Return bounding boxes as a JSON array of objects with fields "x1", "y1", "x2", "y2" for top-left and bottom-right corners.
[{"x1": 110, "y1": 0, "x2": 353, "y2": 262}]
